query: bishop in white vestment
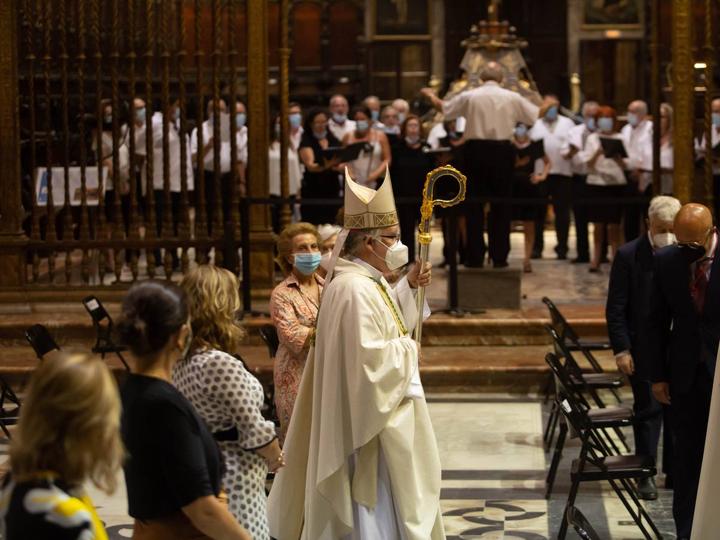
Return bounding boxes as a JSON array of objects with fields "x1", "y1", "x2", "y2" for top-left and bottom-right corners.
[{"x1": 267, "y1": 170, "x2": 445, "y2": 540}]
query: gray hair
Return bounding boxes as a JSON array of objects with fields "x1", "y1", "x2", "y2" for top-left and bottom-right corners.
[
  {"x1": 343, "y1": 229, "x2": 381, "y2": 257},
  {"x1": 480, "y1": 62, "x2": 504, "y2": 83},
  {"x1": 648, "y1": 196, "x2": 681, "y2": 224},
  {"x1": 581, "y1": 100, "x2": 599, "y2": 116},
  {"x1": 630, "y1": 100, "x2": 648, "y2": 116}
]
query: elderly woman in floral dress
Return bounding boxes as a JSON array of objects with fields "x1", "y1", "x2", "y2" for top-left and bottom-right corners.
[{"x1": 270, "y1": 222, "x2": 324, "y2": 444}]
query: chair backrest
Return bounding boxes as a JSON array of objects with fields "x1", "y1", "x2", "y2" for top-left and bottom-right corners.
[
  {"x1": 24, "y1": 324, "x2": 60, "y2": 359},
  {"x1": 544, "y1": 324, "x2": 585, "y2": 380},
  {"x1": 567, "y1": 506, "x2": 602, "y2": 540},
  {"x1": 544, "y1": 352, "x2": 590, "y2": 432},
  {"x1": 259, "y1": 325, "x2": 279, "y2": 358},
  {"x1": 82, "y1": 295, "x2": 111, "y2": 325},
  {"x1": 542, "y1": 297, "x2": 580, "y2": 343}
]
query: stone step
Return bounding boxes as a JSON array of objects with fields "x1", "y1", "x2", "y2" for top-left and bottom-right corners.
[
  {"x1": 0, "y1": 302, "x2": 608, "y2": 347},
  {"x1": 0, "y1": 344, "x2": 618, "y2": 393}
]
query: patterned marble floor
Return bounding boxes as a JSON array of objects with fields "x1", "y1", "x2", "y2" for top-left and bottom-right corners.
[{"x1": 0, "y1": 392, "x2": 676, "y2": 539}]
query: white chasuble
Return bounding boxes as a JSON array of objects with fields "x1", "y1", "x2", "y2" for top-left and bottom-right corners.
[
  {"x1": 692, "y1": 346, "x2": 720, "y2": 539},
  {"x1": 267, "y1": 258, "x2": 445, "y2": 540}
]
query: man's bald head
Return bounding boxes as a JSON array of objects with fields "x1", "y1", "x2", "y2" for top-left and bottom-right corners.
[
  {"x1": 480, "y1": 62, "x2": 504, "y2": 84},
  {"x1": 674, "y1": 203, "x2": 714, "y2": 245}
]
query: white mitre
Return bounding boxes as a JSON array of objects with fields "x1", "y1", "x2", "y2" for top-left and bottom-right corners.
[{"x1": 343, "y1": 167, "x2": 399, "y2": 229}]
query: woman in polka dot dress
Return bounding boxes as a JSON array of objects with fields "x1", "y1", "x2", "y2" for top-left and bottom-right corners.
[{"x1": 174, "y1": 265, "x2": 284, "y2": 539}]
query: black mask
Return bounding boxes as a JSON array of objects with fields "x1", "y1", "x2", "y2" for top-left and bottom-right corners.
[{"x1": 678, "y1": 244, "x2": 706, "y2": 263}]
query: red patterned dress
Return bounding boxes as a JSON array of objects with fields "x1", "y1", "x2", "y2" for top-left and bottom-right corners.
[{"x1": 269, "y1": 273, "x2": 324, "y2": 443}]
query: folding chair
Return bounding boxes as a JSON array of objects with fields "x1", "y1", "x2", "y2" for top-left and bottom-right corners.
[
  {"x1": 542, "y1": 297, "x2": 611, "y2": 357},
  {"x1": 543, "y1": 323, "x2": 627, "y2": 453},
  {"x1": 544, "y1": 327, "x2": 631, "y2": 498},
  {"x1": 258, "y1": 324, "x2": 279, "y2": 425},
  {"x1": 546, "y1": 353, "x2": 662, "y2": 540},
  {"x1": 81, "y1": 296, "x2": 130, "y2": 371},
  {"x1": 566, "y1": 506, "x2": 602, "y2": 540},
  {"x1": 25, "y1": 324, "x2": 60, "y2": 360}
]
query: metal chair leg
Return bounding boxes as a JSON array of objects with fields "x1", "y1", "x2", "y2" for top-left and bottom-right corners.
[{"x1": 545, "y1": 422, "x2": 567, "y2": 499}]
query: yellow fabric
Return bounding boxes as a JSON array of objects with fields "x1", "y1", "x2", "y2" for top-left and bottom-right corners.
[{"x1": 267, "y1": 258, "x2": 444, "y2": 540}]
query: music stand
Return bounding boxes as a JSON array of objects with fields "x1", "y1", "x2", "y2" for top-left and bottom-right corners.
[{"x1": 24, "y1": 324, "x2": 60, "y2": 360}]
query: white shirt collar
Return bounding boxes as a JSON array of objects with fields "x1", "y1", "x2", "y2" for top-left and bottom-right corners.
[{"x1": 483, "y1": 80, "x2": 500, "y2": 88}]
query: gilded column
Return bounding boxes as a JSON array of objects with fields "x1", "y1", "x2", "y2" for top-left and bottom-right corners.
[
  {"x1": 279, "y1": 0, "x2": 292, "y2": 228},
  {"x1": 703, "y1": 0, "x2": 714, "y2": 210},
  {"x1": 0, "y1": 0, "x2": 27, "y2": 287},
  {"x1": 246, "y1": 0, "x2": 274, "y2": 289},
  {"x1": 671, "y1": 0, "x2": 694, "y2": 203}
]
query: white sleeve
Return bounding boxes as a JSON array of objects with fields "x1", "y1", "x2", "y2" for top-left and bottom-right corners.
[{"x1": 442, "y1": 93, "x2": 468, "y2": 121}]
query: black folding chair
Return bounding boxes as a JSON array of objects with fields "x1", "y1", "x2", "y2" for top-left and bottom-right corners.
[
  {"x1": 566, "y1": 507, "x2": 602, "y2": 540},
  {"x1": 542, "y1": 297, "x2": 611, "y2": 356},
  {"x1": 81, "y1": 296, "x2": 130, "y2": 371},
  {"x1": 544, "y1": 326, "x2": 631, "y2": 498},
  {"x1": 25, "y1": 324, "x2": 60, "y2": 360},
  {"x1": 544, "y1": 324, "x2": 627, "y2": 455},
  {"x1": 546, "y1": 353, "x2": 662, "y2": 540},
  {"x1": 258, "y1": 324, "x2": 279, "y2": 425}
]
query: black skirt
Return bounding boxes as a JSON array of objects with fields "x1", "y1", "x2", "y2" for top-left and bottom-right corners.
[
  {"x1": 512, "y1": 170, "x2": 546, "y2": 222},
  {"x1": 585, "y1": 184, "x2": 625, "y2": 224}
]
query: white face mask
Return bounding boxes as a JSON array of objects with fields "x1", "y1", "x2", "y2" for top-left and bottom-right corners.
[
  {"x1": 320, "y1": 251, "x2": 332, "y2": 270},
  {"x1": 652, "y1": 232, "x2": 677, "y2": 249},
  {"x1": 374, "y1": 238, "x2": 409, "y2": 271}
]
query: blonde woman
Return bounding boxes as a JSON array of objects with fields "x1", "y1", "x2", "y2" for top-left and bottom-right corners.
[
  {"x1": 0, "y1": 353, "x2": 123, "y2": 540},
  {"x1": 175, "y1": 265, "x2": 281, "y2": 540},
  {"x1": 270, "y1": 222, "x2": 324, "y2": 443}
]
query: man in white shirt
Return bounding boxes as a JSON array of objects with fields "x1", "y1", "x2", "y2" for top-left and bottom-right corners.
[
  {"x1": 422, "y1": 62, "x2": 538, "y2": 267},
  {"x1": 621, "y1": 99, "x2": 654, "y2": 242},
  {"x1": 696, "y1": 97, "x2": 720, "y2": 218},
  {"x1": 529, "y1": 96, "x2": 575, "y2": 260},
  {"x1": 190, "y1": 98, "x2": 247, "y2": 237},
  {"x1": 562, "y1": 100, "x2": 599, "y2": 263},
  {"x1": 328, "y1": 94, "x2": 356, "y2": 141},
  {"x1": 363, "y1": 95, "x2": 385, "y2": 130}
]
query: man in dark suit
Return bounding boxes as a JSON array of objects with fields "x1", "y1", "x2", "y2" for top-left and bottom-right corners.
[
  {"x1": 606, "y1": 196, "x2": 680, "y2": 500},
  {"x1": 646, "y1": 203, "x2": 720, "y2": 539}
]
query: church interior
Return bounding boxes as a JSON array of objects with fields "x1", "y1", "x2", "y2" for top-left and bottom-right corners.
[{"x1": 0, "y1": 0, "x2": 719, "y2": 538}]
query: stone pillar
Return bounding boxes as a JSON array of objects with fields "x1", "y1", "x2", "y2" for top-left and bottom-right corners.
[
  {"x1": 0, "y1": 0, "x2": 27, "y2": 287},
  {"x1": 671, "y1": 0, "x2": 695, "y2": 203},
  {"x1": 246, "y1": 0, "x2": 274, "y2": 290},
  {"x1": 430, "y1": 0, "x2": 445, "y2": 84}
]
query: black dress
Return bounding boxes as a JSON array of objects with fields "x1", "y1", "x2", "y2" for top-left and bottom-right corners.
[
  {"x1": 390, "y1": 140, "x2": 434, "y2": 261},
  {"x1": 512, "y1": 141, "x2": 546, "y2": 221},
  {"x1": 299, "y1": 131, "x2": 342, "y2": 225}
]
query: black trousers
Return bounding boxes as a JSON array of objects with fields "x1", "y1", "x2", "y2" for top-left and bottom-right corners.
[
  {"x1": 397, "y1": 203, "x2": 418, "y2": 263},
  {"x1": 670, "y1": 364, "x2": 713, "y2": 538},
  {"x1": 571, "y1": 174, "x2": 590, "y2": 260},
  {"x1": 628, "y1": 375, "x2": 664, "y2": 463},
  {"x1": 533, "y1": 174, "x2": 572, "y2": 257},
  {"x1": 153, "y1": 190, "x2": 181, "y2": 268},
  {"x1": 464, "y1": 140, "x2": 514, "y2": 266}
]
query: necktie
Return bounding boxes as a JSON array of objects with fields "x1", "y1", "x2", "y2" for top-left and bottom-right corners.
[{"x1": 691, "y1": 258, "x2": 711, "y2": 313}]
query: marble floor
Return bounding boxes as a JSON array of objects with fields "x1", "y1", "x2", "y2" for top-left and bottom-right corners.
[{"x1": 0, "y1": 392, "x2": 676, "y2": 539}]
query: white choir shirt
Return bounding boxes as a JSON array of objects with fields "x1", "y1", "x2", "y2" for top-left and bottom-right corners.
[
  {"x1": 328, "y1": 118, "x2": 356, "y2": 141},
  {"x1": 578, "y1": 132, "x2": 628, "y2": 187},
  {"x1": 442, "y1": 81, "x2": 538, "y2": 141},
  {"x1": 621, "y1": 119, "x2": 653, "y2": 191},
  {"x1": 695, "y1": 126, "x2": 720, "y2": 175},
  {"x1": 190, "y1": 120, "x2": 248, "y2": 174},
  {"x1": 529, "y1": 115, "x2": 575, "y2": 177},
  {"x1": 268, "y1": 141, "x2": 302, "y2": 197},
  {"x1": 562, "y1": 123, "x2": 594, "y2": 176},
  {"x1": 144, "y1": 112, "x2": 194, "y2": 192}
]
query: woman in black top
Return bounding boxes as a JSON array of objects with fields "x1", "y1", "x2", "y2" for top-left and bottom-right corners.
[
  {"x1": 298, "y1": 107, "x2": 342, "y2": 225},
  {"x1": 390, "y1": 114, "x2": 434, "y2": 262},
  {"x1": 117, "y1": 280, "x2": 251, "y2": 540}
]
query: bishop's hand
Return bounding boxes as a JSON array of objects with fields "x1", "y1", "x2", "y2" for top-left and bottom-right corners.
[{"x1": 408, "y1": 259, "x2": 432, "y2": 289}]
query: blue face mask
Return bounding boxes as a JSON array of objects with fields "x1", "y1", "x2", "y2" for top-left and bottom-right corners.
[
  {"x1": 627, "y1": 112, "x2": 640, "y2": 127},
  {"x1": 515, "y1": 124, "x2": 528, "y2": 137},
  {"x1": 135, "y1": 107, "x2": 146, "y2": 124},
  {"x1": 293, "y1": 252, "x2": 321, "y2": 275},
  {"x1": 713, "y1": 112, "x2": 720, "y2": 127},
  {"x1": 597, "y1": 117, "x2": 614, "y2": 133},
  {"x1": 545, "y1": 106, "x2": 558, "y2": 121},
  {"x1": 289, "y1": 113, "x2": 302, "y2": 128},
  {"x1": 235, "y1": 112, "x2": 247, "y2": 128},
  {"x1": 313, "y1": 129, "x2": 327, "y2": 140},
  {"x1": 370, "y1": 110, "x2": 380, "y2": 122},
  {"x1": 333, "y1": 113, "x2": 347, "y2": 124},
  {"x1": 584, "y1": 116, "x2": 596, "y2": 131},
  {"x1": 356, "y1": 120, "x2": 369, "y2": 132},
  {"x1": 397, "y1": 112, "x2": 406, "y2": 124}
]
